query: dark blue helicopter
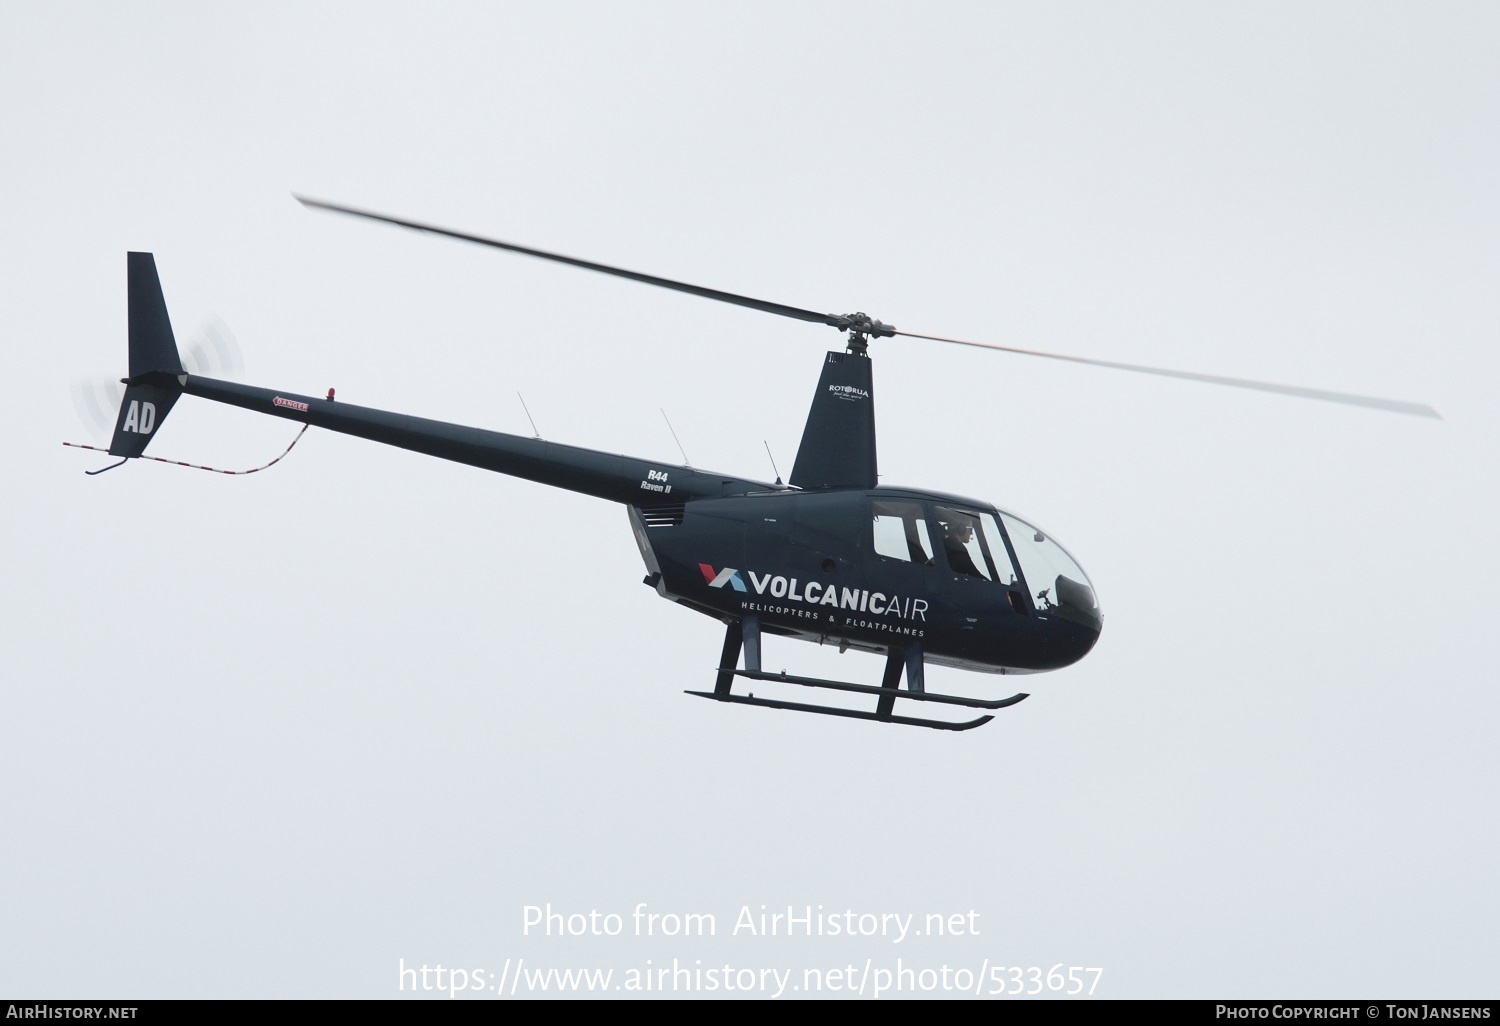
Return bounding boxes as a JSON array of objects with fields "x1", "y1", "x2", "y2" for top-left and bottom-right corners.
[{"x1": 88, "y1": 200, "x2": 1438, "y2": 731}]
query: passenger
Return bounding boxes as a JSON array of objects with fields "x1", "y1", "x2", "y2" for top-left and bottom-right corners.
[{"x1": 943, "y1": 517, "x2": 985, "y2": 578}]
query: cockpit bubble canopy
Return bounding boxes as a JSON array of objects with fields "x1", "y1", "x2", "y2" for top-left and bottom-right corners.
[{"x1": 996, "y1": 510, "x2": 1100, "y2": 626}]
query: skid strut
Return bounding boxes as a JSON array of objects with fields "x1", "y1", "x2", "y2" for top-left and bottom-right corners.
[{"x1": 688, "y1": 616, "x2": 1028, "y2": 731}]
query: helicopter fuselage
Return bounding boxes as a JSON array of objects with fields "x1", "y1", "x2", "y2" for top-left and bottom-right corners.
[
  {"x1": 175, "y1": 374, "x2": 1100, "y2": 679},
  {"x1": 86, "y1": 229, "x2": 1433, "y2": 727},
  {"x1": 632, "y1": 485, "x2": 1101, "y2": 675},
  {"x1": 96, "y1": 251, "x2": 1114, "y2": 729}
]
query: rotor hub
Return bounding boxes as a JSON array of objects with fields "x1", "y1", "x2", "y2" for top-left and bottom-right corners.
[{"x1": 832, "y1": 312, "x2": 894, "y2": 355}]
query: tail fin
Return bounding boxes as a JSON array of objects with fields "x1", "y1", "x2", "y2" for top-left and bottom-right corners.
[
  {"x1": 788, "y1": 350, "x2": 878, "y2": 490},
  {"x1": 109, "y1": 253, "x2": 185, "y2": 457}
]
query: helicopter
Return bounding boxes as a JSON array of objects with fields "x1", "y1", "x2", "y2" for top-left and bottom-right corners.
[{"x1": 75, "y1": 198, "x2": 1440, "y2": 731}]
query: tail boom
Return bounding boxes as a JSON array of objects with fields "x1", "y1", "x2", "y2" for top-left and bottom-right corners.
[{"x1": 181, "y1": 375, "x2": 768, "y2": 504}]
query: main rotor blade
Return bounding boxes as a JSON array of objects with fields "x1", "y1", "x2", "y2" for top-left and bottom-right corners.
[
  {"x1": 894, "y1": 328, "x2": 1441, "y2": 419},
  {"x1": 298, "y1": 196, "x2": 1438, "y2": 418},
  {"x1": 297, "y1": 196, "x2": 842, "y2": 328}
]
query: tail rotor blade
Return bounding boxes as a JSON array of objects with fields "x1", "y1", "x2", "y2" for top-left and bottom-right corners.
[
  {"x1": 70, "y1": 376, "x2": 126, "y2": 444},
  {"x1": 181, "y1": 316, "x2": 244, "y2": 379}
]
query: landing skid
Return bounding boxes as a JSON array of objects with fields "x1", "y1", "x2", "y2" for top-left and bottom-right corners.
[
  {"x1": 687, "y1": 616, "x2": 1028, "y2": 731},
  {"x1": 686, "y1": 690, "x2": 996, "y2": 731}
]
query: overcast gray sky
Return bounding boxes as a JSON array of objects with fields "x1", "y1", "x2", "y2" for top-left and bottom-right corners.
[{"x1": 4, "y1": 1, "x2": 1497, "y2": 1000}]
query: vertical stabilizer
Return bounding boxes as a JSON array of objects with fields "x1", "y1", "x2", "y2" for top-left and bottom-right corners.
[
  {"x1": 108, "y1": 253, "x2": 184, "y2": 457},
  {"x1": 788, "y1": 350, "x2": 877, "y2": 490},
  {"x1": 127, "y1": 252, "x2": 184, "y2": 378}
]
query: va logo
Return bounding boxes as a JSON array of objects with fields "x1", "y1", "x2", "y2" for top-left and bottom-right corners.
[
  {"x1": 698, "y1": 563, "x2": 747, "y2": 592},
  {"x1": 120, "y1": 400, "x2": 156, "y2": 434}
]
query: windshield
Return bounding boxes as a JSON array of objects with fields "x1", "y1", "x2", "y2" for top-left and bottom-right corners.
[{"x1": 996, "y1": 511, "x2": 1100, "y2": 625}]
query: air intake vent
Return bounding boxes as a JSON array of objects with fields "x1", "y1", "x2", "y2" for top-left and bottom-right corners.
[{"x1": 640, "y1": 503, "x2": 686, "y2": 528}]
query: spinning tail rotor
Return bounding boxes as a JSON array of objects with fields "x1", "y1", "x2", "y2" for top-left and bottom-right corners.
[
  {"x1": 66, "y1": 254, "x2": 306, "y2": 476},
  {"x1": 71, "y1": 316, "x2": 244, "y2": 446}
]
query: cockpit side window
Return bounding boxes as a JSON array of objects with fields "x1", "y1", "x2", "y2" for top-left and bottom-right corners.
[
  {"x1": 934, "y1": 506, "x2": 994, "y2": 580},
  {"x1": 977, "y1": 511, "x2": 1020, "y2": 586},
  {"x1": 871, "y1": 500, "x2": 934, "y2": 565},
  {"x1": 933, "y1": 507, "x2": 1022, "y2": 587}
]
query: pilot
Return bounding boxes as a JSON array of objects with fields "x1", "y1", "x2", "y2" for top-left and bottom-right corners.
[{"x1": 943, "y1": 517, "x2": 985, "y2": 578}]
